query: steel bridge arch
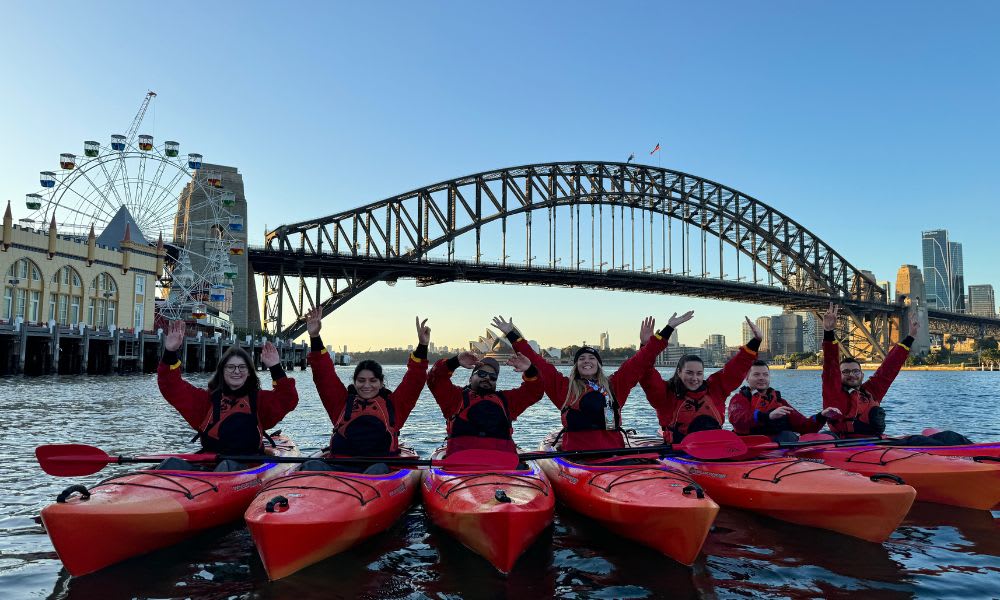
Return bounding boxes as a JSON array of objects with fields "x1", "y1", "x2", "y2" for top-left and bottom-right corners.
[{"x1": 260, "y1": 161, "x2": 894, "y2": 352}]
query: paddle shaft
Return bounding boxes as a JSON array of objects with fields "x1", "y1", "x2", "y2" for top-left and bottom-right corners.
[{"x1": 520, "y1": 444, "x2": 675, "y2": 462}]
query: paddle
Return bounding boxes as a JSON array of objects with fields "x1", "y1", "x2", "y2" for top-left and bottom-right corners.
[
  {"x1": 733, "y1": 434, "x2": 888, "y2": 458},
  {"x1": 446, "y1": 430, "x2": 751, "y2": 471},
  {"x1": 35, "y1": 444, "x2": 492, "y2": 477},
  {"x1": 37, "y1": 430, "x2": 751, "y2": 477}
]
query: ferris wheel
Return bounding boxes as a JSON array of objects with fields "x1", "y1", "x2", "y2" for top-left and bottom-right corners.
[{"x1": 22, "y1": 92, "x2": 243, "y2": 320}]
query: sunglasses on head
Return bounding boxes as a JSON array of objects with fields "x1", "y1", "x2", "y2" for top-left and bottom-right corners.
[{"x1": 475, "y1": 369, "x2": 498, "y2": 381}]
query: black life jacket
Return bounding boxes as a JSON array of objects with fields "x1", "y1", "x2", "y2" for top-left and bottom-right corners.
[
  {"x1": 193, "y1": 387, "x2": 263, "y2": 454},
  {"x1": 329, "y1": 386, "x2": 399, "y2": 456},
  {"x1": 737, "y1": 386, "x2": 788, "y2": 435},
  {"x1": 448, "y1": 389, "x2": 512, "y2": 440}
]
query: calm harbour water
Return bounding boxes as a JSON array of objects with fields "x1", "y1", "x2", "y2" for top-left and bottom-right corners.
[{"x1": 1, "y1": 366, "x2": 998, "y2": 599}]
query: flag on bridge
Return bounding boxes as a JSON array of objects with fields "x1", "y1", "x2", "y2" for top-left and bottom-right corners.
[
  {"x1": 627, "y1": 153, "x2": 635, "y2": 163},
  {"x1": 650, "y1": 143, "x2": 661, "y2": 155}
]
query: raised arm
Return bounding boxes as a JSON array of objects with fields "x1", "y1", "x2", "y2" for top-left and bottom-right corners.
[
  {"x1": 610, "y1": 313, "x2": 689, "y2": 404},
  {"x1": 706, "y1": 317, "x2": 761, "y2": 401},
  {"x1": 157, "y1": 320, "x2": 212, "y2": 429},
  {"x1": 500, "y1": 352, "x2": 545, "y2": 419},
  {"x1": 391, "y1": 317, "x2": 431, "y2": 424},
  {"x1": 428, "y1": 351, "x2": 478, "y2": 418},
  {"x1": 257, "y1": 342, "x2": 299, "y2": 429},
  {"x1": 821, "y1": 303, "x2": 849, "y2": 413},
  {"x1": 861, "y1": 311, "x2": 916, "y2": 402},
  {"x1": 494, "y1": 315, "x2": 569, "y2": 406},
  {"x1": 304, "y1": 307, "x2": 349, "y2": 422}
]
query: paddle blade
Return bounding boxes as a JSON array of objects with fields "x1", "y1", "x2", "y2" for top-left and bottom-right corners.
[
  {"x1": 36, "y1": 444, "x2": 113, "y2": 477},
  {"x1": 439, "y1": 449, "x2": 519, "y2": 472},
  {"x1": 676, "y1": 430, "x2": 748, "y2": 460}
]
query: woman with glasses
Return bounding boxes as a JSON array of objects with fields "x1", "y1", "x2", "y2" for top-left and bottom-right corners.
[
  {"x1": 303, "y1": 308, "x2": 430, "y2": 473},
  {"x1": 491, "y1": 313, "x2": 692, "y2": 451},
  {"x1": 157, "y1": 320, "x2": 299, "y2": 469}
]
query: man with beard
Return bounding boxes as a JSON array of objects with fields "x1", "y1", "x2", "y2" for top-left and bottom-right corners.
[{"x1": 428, "y1": 350, "x2": 544, "y2": 456}]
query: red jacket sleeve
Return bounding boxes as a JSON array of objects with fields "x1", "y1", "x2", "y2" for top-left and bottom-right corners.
[
  {"x1": 726, "y1": 391, "x2": 755, "y2": 434},
  {"x1": 512, "y1": 337, "x2": 569, "y2": 409},
  {"x1": 502, "y1": 369, "x2": 546, "y2": 420},
  {"x1": 389, "y1": 352, "x2": 429, "y2": 425},
  {"x1": 822, "y1": 338, "x2": 849, "y2": 414},
  {"x1": 608, "y1": 335, "x2": 668, "y2": 408},
  {"x1": 308, "y1": 348, "x2": 349, "y2": 424},
  {"x1": 428, "y1": 358, "x2": 465, "y2": 419},
  {"x1": 861, "y1": 341, "x2": 911, "y2": 403},
  {"x1": 706, "y1": 346, "x2": 758, "y2": 415},
  {"x1": 157, "y1": 359, "x2": 212, "y2": 430},
  {"x1": 256, "y1": 376, "x2": 299, "y2": 430}
]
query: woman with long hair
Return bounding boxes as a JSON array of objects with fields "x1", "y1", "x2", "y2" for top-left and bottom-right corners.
[
  {"x1": 157, "y1": 320, "x2": 299, "y2": 469},
  {"x1": 304, "y1": 307, "x2": 430, "y2": 472},
  {"x1": 491, "y1": 312, "x2": 693, "y2": 451},
  {"x1": 638, "y1": 317, "x2": 762, "y2": 443}
]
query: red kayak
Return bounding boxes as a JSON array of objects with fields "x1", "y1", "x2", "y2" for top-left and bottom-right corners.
[
  {"x1": 421, "y1": 449, "x2": 554, "y2": 573},
  {"x1": 664, "y1": 455, "x2": 915, "y2": 542},
  {"x1": 245, "y1": 449, "x2": 421, "y2": 580},
  {"x1": 783, "y1": 446, "x2": 1000, "y2": 510},
  {"x1": 536, "y1": 438, "x2": 719, "y2": 565},
  {"x1": 40, "y1": 435, "x2": 300, "y2": 577}
]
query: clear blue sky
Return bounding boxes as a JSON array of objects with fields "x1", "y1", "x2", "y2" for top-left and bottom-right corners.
[{"x1": 2, "y1": 2, "x2": 998, "y2": 351}]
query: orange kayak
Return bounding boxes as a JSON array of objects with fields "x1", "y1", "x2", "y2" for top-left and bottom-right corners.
[
  {"x1": 40, "y1": 435, "x2": 300, "y2": 576},
  {"x1": 244, "y1": 449, "x2": 421, "y2": 580},
  {"x1": 421, "y1": 449, "x2": 554, "y2": 573},
  {"x1": 664, "y1": 455, "x2": 915, "y2": 542},
  {"x1": 784, "y1": 446, "x2": 1000, "y2": 510},
  {"x1": 536, "y1": 440, "x2": 718, "y2": 565}
]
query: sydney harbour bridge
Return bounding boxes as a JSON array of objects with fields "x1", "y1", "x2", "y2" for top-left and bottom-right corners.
[{"x1": 248, "y1": 161, "x2": 1000, "y2": 360}]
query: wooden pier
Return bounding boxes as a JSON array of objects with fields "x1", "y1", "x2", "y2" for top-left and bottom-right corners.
[{"x1": 0, "y1": 319, "x2": 307, "y2": 376}]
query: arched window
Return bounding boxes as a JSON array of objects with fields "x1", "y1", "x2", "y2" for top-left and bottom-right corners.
[
  {"x1": 88, "y1": 272, "x2": 119, "y2": 328},
  {"x1": 47, "y1": 265, "x2": 84, "y2": 325},
  {"x1": 4, "y1": 258, "x2": 44, "y2": 322}
]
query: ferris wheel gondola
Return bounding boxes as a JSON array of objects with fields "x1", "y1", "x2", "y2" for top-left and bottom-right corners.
[{"x1": 21, "y1": 92, "x2": 241, "y2": 322}]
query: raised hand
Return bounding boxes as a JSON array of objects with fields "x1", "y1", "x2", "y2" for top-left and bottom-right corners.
[
  {"x1": 667, "y1": 310, "x2": 695, "y2": 329},
  {"x1": 907, "y1": 310, "x2": 920, "y2": 337},
  {"x1": 261, "y1": 342, "x2": 279, "y2": 368},
  {"x1": 164, "y1": 320, "x2": 185, "y2": 351},
  {"x1": 823, "y1": 302, "x2": 839, "y2": 331},
  {"x1": 416, "y1": 316, "x2": 431, "y2": 345},
  {"x1": 639, "y1": 316, "x2": 655, "y2": 345},
  {"x1": 821, "y1": 406, "x2": 843, "y2": 420},
  {"x1": 491, "y1": 315, "x2": 516, "y2": 336},
  {"x1": 305, "y1": 307, "x2": 323, "y2": 338},
  {"x1": 507, "y1": 352, "x2": 531, "y2": 373},
  {"x1": 457, "y1": 351, "x2": 480, "y2": 369},
  {"x1": 745, "y1": 316, "x2": 763, "y2": 340}
]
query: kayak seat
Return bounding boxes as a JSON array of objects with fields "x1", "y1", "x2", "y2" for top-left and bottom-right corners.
[
  {"x1": 155, "y1": 457, "x2": 198, "y2": 471},
  {"x1": 301, "y1": 459, "x2": 335, "y2": 471},
  {"x1": 213, "y1": 459, "x2": 248, "y2": 472}
]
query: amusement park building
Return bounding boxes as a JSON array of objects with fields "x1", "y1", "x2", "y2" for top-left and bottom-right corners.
[{"x1": 1, "y1": 202, "x2": 160, "y2": 332}]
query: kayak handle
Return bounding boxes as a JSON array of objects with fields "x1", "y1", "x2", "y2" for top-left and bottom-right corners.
[
  {"x1": 869, "y1": 473, "x2": 906, "y2": 485},
  {"x1": 265, "y1": 495, "x2": 289, "y2": 513},
  {"x1": 973, "y1": 456, "x2": 999, "y2": 463},
  {"x1": 56, "y1": 484, "x2": 91, "y2": 503},
  {"x1": 494, "y1": 490, "x2": 512, "y2": 504},
  {"x1": 682, "y1": 484, "x2": 705, "y2": 499}
]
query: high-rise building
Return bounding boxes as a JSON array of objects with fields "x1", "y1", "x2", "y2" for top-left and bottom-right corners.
[
  {"x1": 794, "y1": 311, "x2": 822, "y2": 353},
  {"x1": 741, "y1": 320, "x2": 754, "y2": 345},
  {"x1": 174, "y1": 164, "x2": 255, "y2": 330},
  {"x1": 921, "y1": 230, "x2": 963, "y2": 311},
  {"x1": 895, "y1": 264, "x2": 925, "y2": 306},
  {"x1": 968, "y1": 285, "x2": 996, "y2": 318},
  {"x1": 949, "y1": 241, "x2": 965, "y2": 312},
  {"x1": 769, "y1": 312, "x2": 803, "y2": 355},
  {"x1": 755, "y1": 316, "x2": 771, "y2": 353}
]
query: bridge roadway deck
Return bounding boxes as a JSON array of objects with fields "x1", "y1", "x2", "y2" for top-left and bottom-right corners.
[{"x1": 248, "y1": 247, "x2": 897, "y2": 315}]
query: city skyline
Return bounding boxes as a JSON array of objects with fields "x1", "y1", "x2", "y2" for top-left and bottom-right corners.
[{"x1": 2, "y1": 3, "x2": 998, "y2": 350}]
